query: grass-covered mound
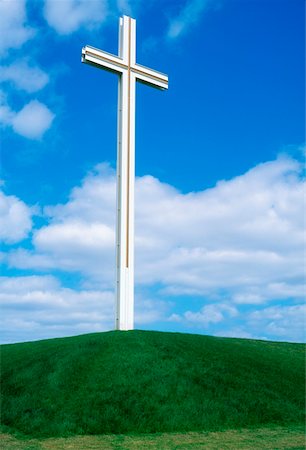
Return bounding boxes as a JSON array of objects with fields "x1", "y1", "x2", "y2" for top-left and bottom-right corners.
[{"x1": 1, "y1": 330, "x2": 305, "y2": 437}]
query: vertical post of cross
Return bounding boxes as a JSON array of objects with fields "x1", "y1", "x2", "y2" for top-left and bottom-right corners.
[{"x1": 116, "y1": 16, "x2": 136, "y2": 330}]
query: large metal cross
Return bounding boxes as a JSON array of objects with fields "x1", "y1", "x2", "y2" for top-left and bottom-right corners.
[{"x1": 82, "y1": 16, "x2": 168, "y2": 331}]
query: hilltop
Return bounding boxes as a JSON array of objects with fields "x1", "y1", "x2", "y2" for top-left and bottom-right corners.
[{"x1": 1, "y1": 330, "x2": 305, "y2": 437}]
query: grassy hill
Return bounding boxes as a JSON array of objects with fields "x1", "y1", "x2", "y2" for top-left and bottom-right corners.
[{"x1": 1, "y1": 330, "x2": 305, "y2": 438}]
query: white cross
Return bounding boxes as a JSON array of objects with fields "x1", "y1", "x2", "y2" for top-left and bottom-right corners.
[{"x1": 82, "y1": 16, "x2": 168, "y2": 330}]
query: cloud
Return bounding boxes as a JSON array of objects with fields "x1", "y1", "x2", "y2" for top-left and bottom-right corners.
[
  {"x1": 6, "y1": 164, "x2": 117, "y2": 282},
  {"x1": 0, "y1": 59, "x2": 49, "y2": 93},
  {"x1": 8, "y1": 156, "x2": 304, "y2": 302},
  {"x1": 0, "y1": 99, "x2": 55, "y2": 139},
  {"x1": 0, "y1": 190, "x2": 33, "y2": 244},
  {"x1": 135, "y1": 156, "x2": 304, "y2": 304},
  {"x1": 0, "y1": 92, "x2": 14, "y2": 125},
  {"x1": 0, "y1": 0, "x2": 35, "y2": 55},
  {"x1": 8, "y1": 164, "x2": 117, "y2": 282},
  {"x1": 135, "y1": 298, "x2": 172, "y2": 325},
  {"x1": 32, "y1": 221, "x2": 115, "y2": 282},
  {"x1": 247, "y1": 304, "x2": 306, "y2": 342},
  {"x1": 0, "y1": 274, "x2": 59, "y2": 294},
  {"x1": 35, "y1": 222, "x2": 114, "y2": 254},
  {"x1": 186, "y1": 302, "x2": 306, "y2": 342},
  {"x1": 232, "y1": 282, "x2": 305, "y2": 305},
  {"x1": 167, "y1": 0, "x2": 212, "y2": 40},
  {"x1": 44, "y1": 163, "x2": 116, "y2": 225},
  {"x1": 12, "y1": 100, "x2": 55, "y2": 139},
  {"x1": 44, "y1": 0, "x2": 108, "y2": 35},
  {"x1": 0, "y1": 275, "x2": 172, "y2": 343},
  {"x1": 183, "y1": 303, "x2": 238, "y2": 326},
  {"x1": 4, "y1": 154, "x2": 305, "y2": 342},
  {"x1": 0, "y1": 275, "x2": 114, "y2": 343}
]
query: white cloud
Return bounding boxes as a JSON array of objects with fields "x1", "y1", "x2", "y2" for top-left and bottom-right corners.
[
  {"x1": 1, "y1": 99, "x2": 55, "y2": 139},
  {"x1": 186, "y1": 303, "x2": 306, "y2": 342},
  {"x1": 7, "y1": 164, "x2": 116, "y2": 281},
  {"x1": 0, "y1": 275, "x2": 114, "y2": 343},
  {"x1": 167, "y1": 0, "x2": 212, "y2": 40},
  {"x1": 232, "y1": 282, "x2": 305, "y2": 305},
  {"x1": 0, "y1": 274, "x2": 59, "y2": 294},
  {"x1": 0, "y1": 101, "x2": 14, "y2": 125},
  {"x1": 0, "y1": 190, "x2": 33, "y2": 243},
  {"x1": 212, "y1": 304, "x2": 306, "y2": 342},
  {"x1": 8, "y1": 164, "x2": 117, "y2": 282},
  {"x1": 44, "y1": 0, "x2": 108, "y2": 35},
  {"x1": 8, "y1": 156, "x2": 304, "y2": 304},
  {"x1": 0, "y1": 0, "x2": 35, "y2": 55},
  {"x1": 7, "y1": 249, "x2": 60, "y2": 271},
  {"x1": 0, "y1": 275, "x2": 172, "y2": 343},
  {"x1": 12, "y1": 100, "x2": 55, "y2": 139},
  {"x1": 183, "y1": 303, "x2": 238, "y2": 326},
  {"x1": 135, "y1": 298, "x2": 172, "y2": 324},
  {"x1": 0, "y1": 60, "x2": 49, "y2": 93},
  {"x1": 44, "y1": 163, "x2": 116, "y2": 225},
  {"x1": 35, "y1": 222, "x2": 114, "y2": 254},
  {"x1": 32, "y1": 221, "x2": 115, "y2": 281},
  {"x1": 135, "y1": 157, "x2": 304, "y2": 304},
  {"x1": 247, "y1": 304, "x2": 306, "y2": 342},
  {"x1": 4, "y1": 154, "x2": 305, "y2": 342}
]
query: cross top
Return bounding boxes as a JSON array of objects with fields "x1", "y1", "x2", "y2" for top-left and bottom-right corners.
[
  {"x1": 82, "y1": 16, "x2": 168, "y2": 90},
  {"x1": 82, "y1": 16, "x2": 168, "y2": 331}
]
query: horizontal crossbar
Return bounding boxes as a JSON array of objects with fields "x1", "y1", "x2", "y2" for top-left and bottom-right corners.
[{"x1": 82, "y1": 46, "x2": 168, "y2": 90}]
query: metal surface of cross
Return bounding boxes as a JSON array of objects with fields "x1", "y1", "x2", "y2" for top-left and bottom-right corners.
[{"x1": 82, "y1": 16, "x2": 168, "y2": 330}]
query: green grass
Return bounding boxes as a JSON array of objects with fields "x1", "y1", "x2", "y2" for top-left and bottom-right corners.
[
  {"x1": 1, "y1": 426, "x2": 305, "y2": 449},
  {"x1": 1, "y1": 330, "x2": 305, "y2": 438}
]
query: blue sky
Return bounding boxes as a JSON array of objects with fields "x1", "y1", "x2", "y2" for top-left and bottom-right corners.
[{"x1": 0, "y1": 0, "x2": 304, "y2": 344}]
